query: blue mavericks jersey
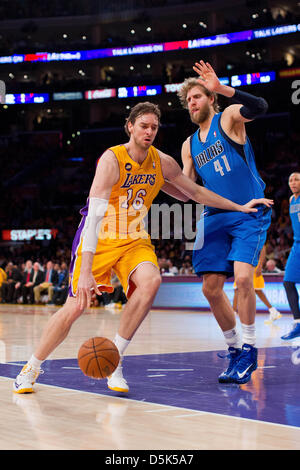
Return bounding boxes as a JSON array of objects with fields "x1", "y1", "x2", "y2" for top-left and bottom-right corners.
[
  {"x1": 284, "y1": 194, "x2": 300, "y2": 283},
  {"x1": 190, "y1": 113, "x2": 266, "y2": 212},
  {"x1": 290, "y1": 195, "x2": 300, "y2": 242}
]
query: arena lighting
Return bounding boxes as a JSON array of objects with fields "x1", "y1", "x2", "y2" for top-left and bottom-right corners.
[
  {"x1": 0, "y1": 23, "x2": 299, "y2": 65},
  {"x1": 231, "y1": 71, "x2": 276, "y2": 87},
  {"x1": 279, "y1": 67, "x2": 300, "y2": 78},
  {"x1": 53, "y1": 91, "x2": 83, "y2": 100},
  {"x1": 85, "y1": 88, "x2": 116, "y2": 99},
  {"x1": 4, "y1": 71, "x2": 277, "y2": 105},
  {"x1": 118, "y1": 85, "x2": 162, "y2": 98},
  {"x1": 0, "y1": 80, "x2": 5, "y2": 104},
  {"x1": 5, "y1": 93, "x2": 49, "y2": 104},
  {"x1": 164, "y1": 77, "x2": 229, "y2": 93}
]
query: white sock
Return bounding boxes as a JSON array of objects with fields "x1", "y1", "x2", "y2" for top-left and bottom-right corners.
[
  {"x1": 223, "y1": 328, "x2": 241, "y2": 349},
  {"x1": 113, "y1": 334, "x2": 130, "y2": 356},
  {"x1": 28, "y1": 354, "x2": 43, "y2": 370},
  {"x1": 241, "y1": 323, "x2": 256, "y2": 346}
]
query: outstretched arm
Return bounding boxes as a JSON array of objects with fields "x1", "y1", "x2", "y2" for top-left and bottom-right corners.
[
  {"x1": 161, "y1": 181, "x2": 190, "y2": 201},
  {"x1": 160, "y1": 138, "x2": 197, "y2": 202},
  {"x1": 159, "y1": 150, "x2": 273, "y2": 213}
]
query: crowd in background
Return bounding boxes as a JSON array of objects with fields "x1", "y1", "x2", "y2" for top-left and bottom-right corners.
[{"x1": 0, "y1": 259, "x2": 69, "y2": 305}]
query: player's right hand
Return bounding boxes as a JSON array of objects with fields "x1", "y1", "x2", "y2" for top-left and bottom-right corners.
[
  {"x1": 241, "y1": 198, "x2": 274, "y2": 213},
  {"x1": 76, "y1": 273, "x2": 101, "y2": 310},
  {"x1": 193, "y1": 60, "x2": 220, "y2": 92}
]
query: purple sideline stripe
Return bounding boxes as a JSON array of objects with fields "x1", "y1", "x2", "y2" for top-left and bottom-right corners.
[{"x1": 3, "y1": 347, "x2": 300, "y2": 428}]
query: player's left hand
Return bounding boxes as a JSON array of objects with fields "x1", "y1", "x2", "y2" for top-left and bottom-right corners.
[
  {"x1": 193, "y1": 60, "x2": 221, "y2": 92},
  {"x1": 241, "y1": 198, "x2": 274, "y2": 213}
]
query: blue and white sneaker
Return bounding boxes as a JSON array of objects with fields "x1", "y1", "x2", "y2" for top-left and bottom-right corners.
[
  {"x1": 228, "y1": 343, "x2": 258, "y2": 385},
  {"x1": 281, "y1": 322, "x2": 300, "y2": 341},
  {"x1": 218, "y1": 347, "x2": 242, "y2": 383}
]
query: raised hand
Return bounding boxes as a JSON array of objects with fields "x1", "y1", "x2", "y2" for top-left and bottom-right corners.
[{"x1": 193, "y1": 60, "x2": 221, "y2": 93}]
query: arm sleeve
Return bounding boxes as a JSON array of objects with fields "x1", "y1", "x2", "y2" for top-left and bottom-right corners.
[
  {"x1": 231, "y1": 89, "x2": 268, "y2": 119},
  {"x1": 81, "y1": 198, "x2": 109, "y2": 253}
]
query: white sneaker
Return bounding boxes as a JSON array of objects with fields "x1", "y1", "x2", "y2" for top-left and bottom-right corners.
[
  {"x1": 107, "y1": 361, "x2": 129, "y2": 393},
  {"x1": 13, "y1": 363, "x2": 43, "y2": 394},
  {"x1": 264, "y1": 307, "x2": 282, "y2": 324}
]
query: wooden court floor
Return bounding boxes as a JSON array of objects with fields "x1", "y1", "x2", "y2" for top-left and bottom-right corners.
[{"x1": 0, "y1": 303, "x2": 299, "y2": 450}]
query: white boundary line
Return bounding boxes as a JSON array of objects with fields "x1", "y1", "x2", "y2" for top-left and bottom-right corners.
[{"x1": 2, "y1": 375, "x2": 300, "y2": 431}]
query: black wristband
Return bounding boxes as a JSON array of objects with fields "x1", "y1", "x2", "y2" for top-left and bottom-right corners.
[{"x1": 232, "y1": 89, "x2": 268, "y2": 119}]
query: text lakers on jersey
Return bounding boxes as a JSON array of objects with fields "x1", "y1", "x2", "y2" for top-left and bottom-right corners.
[{"x1": 99, "y1": 144, "x2": 164, "y2": 239}]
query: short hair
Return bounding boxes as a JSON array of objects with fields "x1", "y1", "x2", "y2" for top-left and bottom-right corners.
[
  {"x1": 124, "y1": 102, "x2": 161, "y2": 136},
  {"x1": 177, "y1": 77, "x2": 220, "y2": 112}
]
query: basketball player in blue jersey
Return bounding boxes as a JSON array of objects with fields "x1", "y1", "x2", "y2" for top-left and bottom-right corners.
[
  {"x1": 281, "y1": 172, "x2": 300, "y2": 340},
  {"x1": 178, "y1": 61, "x2": 272, "y2": 384}
]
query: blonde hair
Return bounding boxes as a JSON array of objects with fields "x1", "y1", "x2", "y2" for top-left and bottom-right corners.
[
  {"x1": 177, "y1": 77, "x2": 220, "y2": 112},
  {"x1": 124, "y1": 102, "x2": 161, "y2": 137}
]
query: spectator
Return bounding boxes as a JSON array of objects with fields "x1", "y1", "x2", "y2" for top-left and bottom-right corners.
[
  {"x1": 179, "y1": 261, "x2": 194, "y2": 275},
  {"x1": 22, "y1": 262, "x2": 44, "y2": 304},
  {"x1": 50, "y1": 262, "x2": 69, "y2": 305},
  {"x1": 162, "y1": 259, "x2": 179, "y2": 276},
  {"x1": 33, "y1": 260, "x2": 58, "y2": 304},
  {"x1": 0, "y1": 262, "x2": 22, "y2": 303},
  {"x1": 167, "y1": 259, "x2": 178, "y2": 275},
  {"x1": 14, "y1": 260, "x2": 32, "y2": 303},
  {"x1": 265, "y1": 259, "x2": 282, "y2": 274},
  {"x1": 158, "y1": 257, "x2": 170, "y2": 274},
  {"x1": 0, "y1": 264, "x2": 7, "y2": 302}
]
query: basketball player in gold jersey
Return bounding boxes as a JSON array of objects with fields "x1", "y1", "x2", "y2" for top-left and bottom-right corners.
[{"x1": 13, "y1": 102, "x2": 273, "y2": 394}]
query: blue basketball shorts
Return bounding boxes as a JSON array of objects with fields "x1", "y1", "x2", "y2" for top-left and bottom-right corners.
[
  {"x1": 193, "y1": 207, "x2": 271, "y2": 278},
  {"x1": 284, "y1": 242, "x2": 300, "y2": 283}
]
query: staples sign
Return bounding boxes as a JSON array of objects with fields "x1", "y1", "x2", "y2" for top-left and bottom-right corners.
[{"x1": 2, "y1": 229, "x2": 58, "y2": 241}]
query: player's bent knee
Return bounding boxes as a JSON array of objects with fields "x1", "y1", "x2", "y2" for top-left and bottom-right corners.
[
  {"x1": 202, "y1": 282, "x2": 223, "y2": 301},
  {"x1": 61, "y1": 306, "x2": 85, "y2": 328},
  {"x1": 235, "y1": 275, "x2": 253, "y2": 291},
  {"x1": 149, "y1": 273, "x2": 162, "y2": 291},
  {"x1": 60, "y1": 297, "x2": 85, "y2": 324},
  {"x1": 143, "y1": 273, "x2": 162, "y2": 297}
]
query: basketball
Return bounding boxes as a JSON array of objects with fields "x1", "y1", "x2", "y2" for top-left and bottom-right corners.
[{"x1": 77, "y1": 337, "x2": 120, "y2": 379}]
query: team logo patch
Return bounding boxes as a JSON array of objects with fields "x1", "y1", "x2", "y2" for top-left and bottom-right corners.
[{"x1": 125, "y1": 163, "x2": 132, "y2": 171}]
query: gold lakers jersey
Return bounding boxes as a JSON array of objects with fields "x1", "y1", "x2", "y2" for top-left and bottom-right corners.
[{"x1": 99, "y1": 144, "x2": 165, "y2": 240}]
